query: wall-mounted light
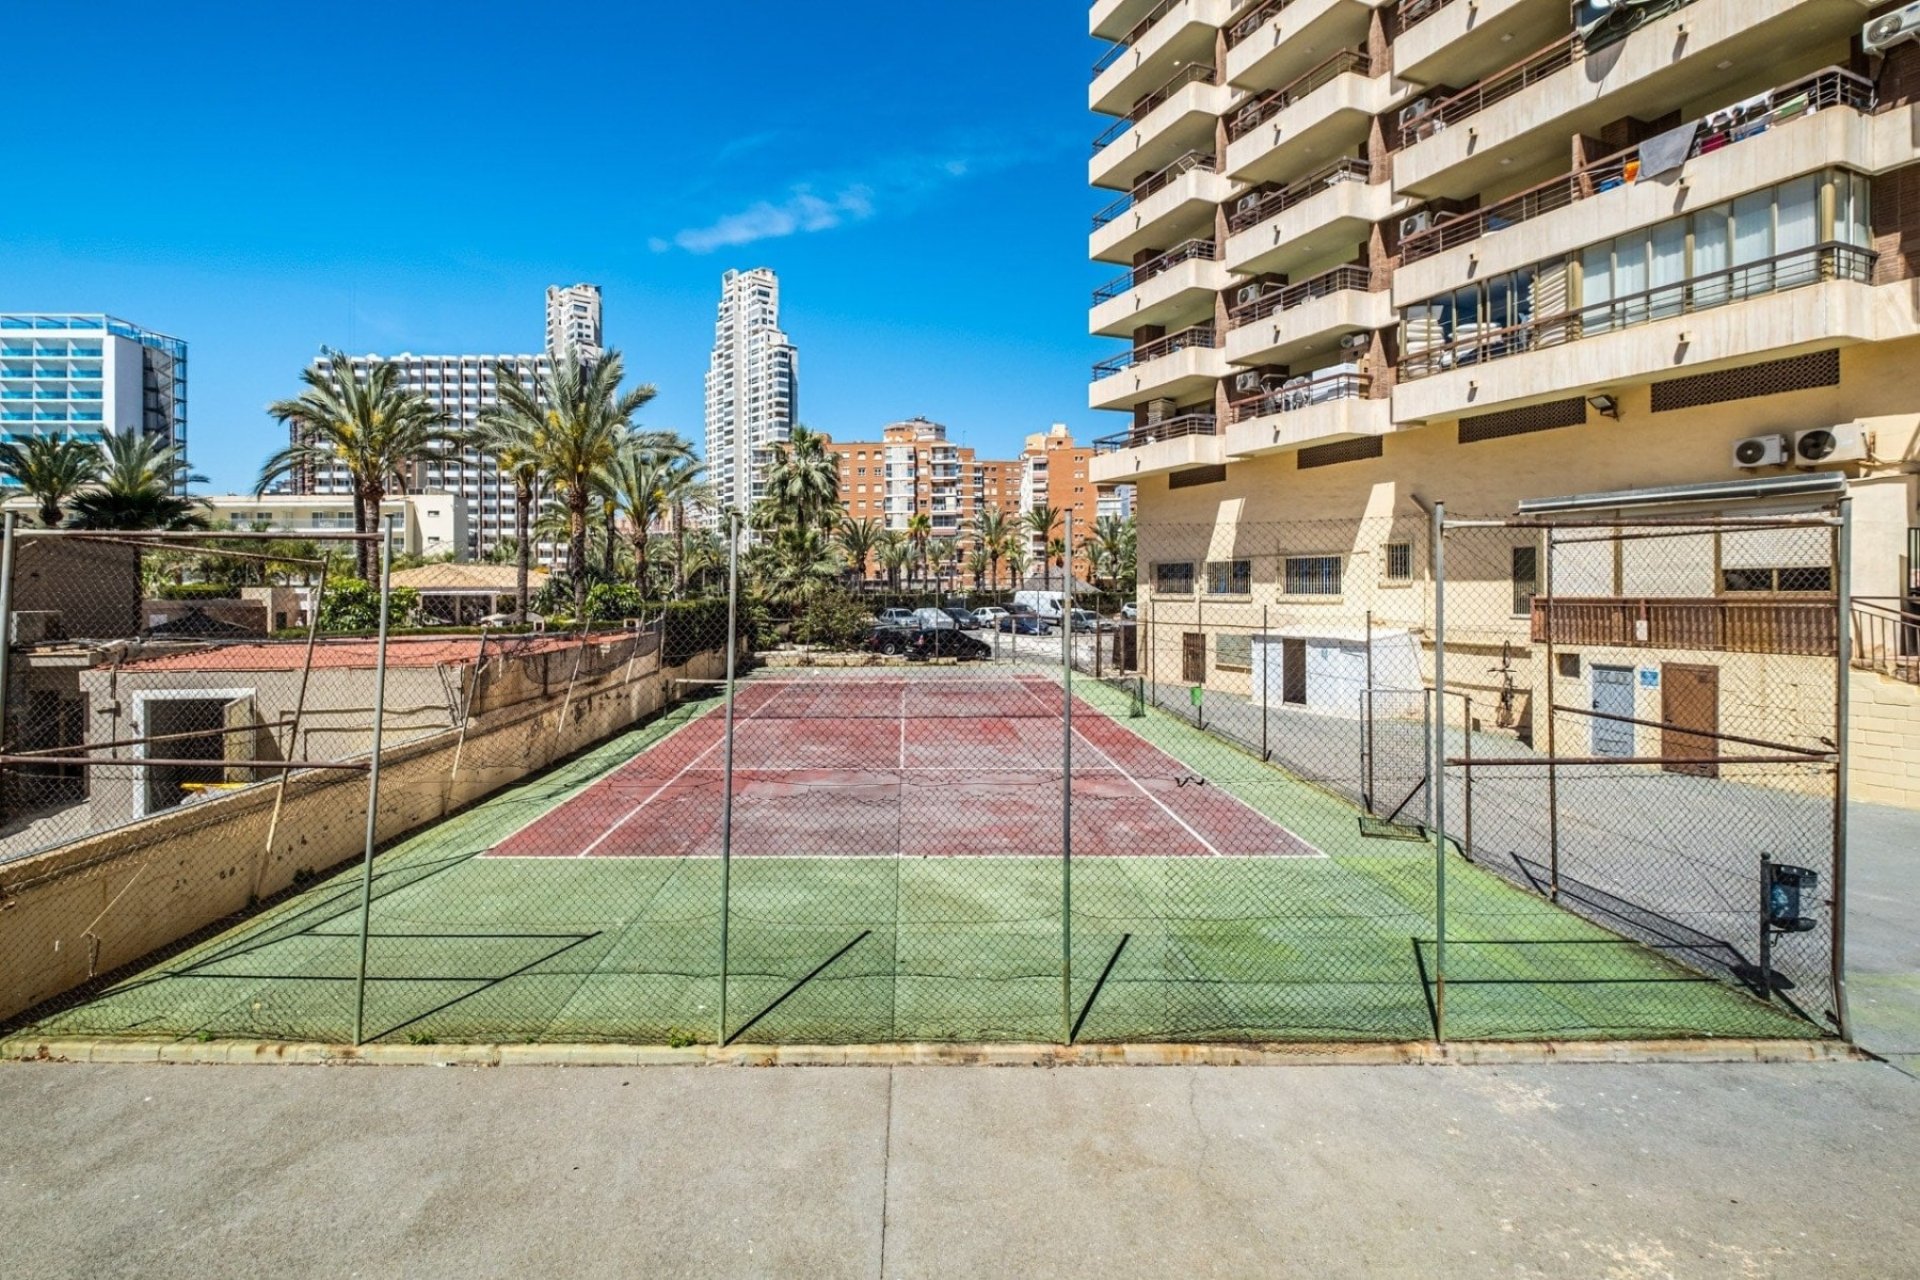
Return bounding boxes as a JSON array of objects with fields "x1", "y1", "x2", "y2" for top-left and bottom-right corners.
[{"x1": 1587, "y1": 394, "x2": 1620, "y2": 420}]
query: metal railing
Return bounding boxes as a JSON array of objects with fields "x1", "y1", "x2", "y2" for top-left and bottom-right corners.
[
  {"x1": 1093, "y1": 63, "x2": 1218, "y2": 154},
  {"x1": 1394, "y1": 0, "x2": 1456, "y2": 34},
  {"x1": 1092, "y1": 239, "x2": 1219, "y2": 305},
  {"x1": 1853, "y1": 597, "x2": 1920, "y2": 684},
  {"x1": 1227, "y1": 156, "x2": 1372, "y2": 234},
  {"x1": 1399, "y1": 242, "x2": 1877, "y2": 381},
  {"x1": 1399, "y1": 68, "x2": 1875, "y2": 265},
  {"x1": 1093, "y1": 0, "x2": 1183, "y2": 78},
  {"x1": 1534, "y1": 596, "x2": 1839, "y2": 656},
  {"x1": 1399, "y1": 35, "x2": 1577, "y2": 141},
  {"x1": 1228, "y1": 264, "x2": 1376, "y2": 329},
  {"x1": 1093, "y1": 412, "x2": 1220, "y2": 454},
  {"x1": 1092, "y1": 325, "x2": 1219, "y2": 380},
  {"x1": 1092, "y1": 150, "x2": 1218, "y2": 229},
  {"x1": 1227, "y1": 0, "x2": 1299, "y2": 47},
  {"x1": 1228, "y1": 370, "x2": 1372, "y2": 423},
  {"x1": 1228, "y1": 50, "x2": 1373, "y2": 141}
]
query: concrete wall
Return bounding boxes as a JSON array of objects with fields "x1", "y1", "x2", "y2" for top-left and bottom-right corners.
[
  {"x1": 0, "y1": 637, "x2": 728, "y2": 1024},
  {"x1": 1851, "y1": 672, "x2": 1920, "y2": 808}
]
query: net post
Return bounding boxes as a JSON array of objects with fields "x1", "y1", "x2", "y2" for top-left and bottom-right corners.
[
  {"x1": 1061, "y1": 512, "x2": 1075, "y2": 1045},
  {"x1": 351, "y1": 524, "x2": 395, "y2": 1047},
  {"x1": 1430, "y1": 501, "x2": 1448, "y2": 1044},
  {"x1": 1543, "y1": 524, "x2": 1560, "y2": 903},
  {"x1": 0, "y1": 512, "x2": 16, "y2": 826},
  {"x1": 1830, "y1": 497, "x2": 1853, "y2": 1040},
  {"x1": 1759, "y1": 853, "x2": 1775, "y2": 1002},
  {"x1": 1148, "y1": 596, "x2": 1157, "y2": 707},
  {"x1": 1260, "y1": 604, "x2": 1270, "y2": 762},
  {"x1": 1461, "y1": 693, "x2": 1473, "y2": 862},
  {"x1": 718, "y1": 509, "x2": 742, "y2": 1046}
]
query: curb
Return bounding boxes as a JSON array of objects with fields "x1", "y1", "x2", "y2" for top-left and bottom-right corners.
[{"x1": 0, "y1": 1036, "x2": 1865, "y2": 1069}]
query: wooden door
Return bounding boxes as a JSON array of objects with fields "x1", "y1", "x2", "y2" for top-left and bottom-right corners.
[
  {"x1": 1661, "y1": 664, "x2": 1720, "y2": 778},
  {"x1": 1182, "y1": 633, "x2": 1205, "y2": 684}
]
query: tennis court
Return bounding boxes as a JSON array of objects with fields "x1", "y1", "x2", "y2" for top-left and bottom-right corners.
[{"x1": 15, "y1": 670, "x2": 1819, "y2": 1048}]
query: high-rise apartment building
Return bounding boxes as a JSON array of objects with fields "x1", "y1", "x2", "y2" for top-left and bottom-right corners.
[
  {"x1": 545, "y1": 284, "x2": 603, "y2": 364},
  {"x1": 1086, "y1": 0, "x2": 1920, "y2": 801},
  {"x1": 703, "y1": 268, "x2": 799, "y2": 515},
  {"x1": 1020, "y1": 424, "x2": 1105, "y2": 579},
  {"x1": 821, "y1": 419, "x2": 1027, "y2": 580},
  {"x1": 0, "y1": 313, "x2": 188, "y2": 486}
]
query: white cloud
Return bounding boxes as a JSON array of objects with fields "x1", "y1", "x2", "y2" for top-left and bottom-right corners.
[{"x1": 665, "y1": 185, "x2": 876, "y2": 254}]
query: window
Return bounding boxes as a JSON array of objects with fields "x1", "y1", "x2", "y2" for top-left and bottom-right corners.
[
  {"x1": 1217, "y1": 633, "x2": 1253, "y2": 670},
  {"x1": 1154, "y1": 562, "x2": 1195, "y2": 594},
  {"x1": 1512, "y1": 546, "x2": 1539, "y2": 617},
  {"x1": 1723, "y1": 566, "x2": 1833, "y2": 593},
  {"x1": 1207, "y1": 560, "x2": 1251, "y2": 594},
  {"x1": 1384, "y1": 542, "x2": 1413, "y2": 583},
  {"x1": 1283, "y1": 556, "x2": 1343, "y2": 596}
]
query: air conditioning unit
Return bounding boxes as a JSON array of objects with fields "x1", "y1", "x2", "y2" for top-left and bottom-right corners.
[
  {"x1": 1865, "y1": 2, "x2": 1920, "y2": 54},
  {"x1": 1397, "y1": 99, "x2": 1431, "y2": 130},
  {"x1": 1145, "y1": 397, "x2": 1176, "y2": 425},
  {"x1": 1236, "y1": 193, "x2": 1263, "y2": 216},
  {"x1": 1235, "y1": 283, "x2": 1265, "y2": 306},
  {"x1": 1234, "y1": 371, "x2": 1264, "y2": 393},
  {"x1": 1732, "y1": 434, "x2": 1790, "y2": 468},
  {"x1": 1794, "y1": 424, "x2": 1871, "y2": 465},
  {"x1": 1399, "y1": 211, "x2": 1433, "y2": 240},
  {"x1": 1339, "y1": 333, "x2": 1371, "y2": 352}
]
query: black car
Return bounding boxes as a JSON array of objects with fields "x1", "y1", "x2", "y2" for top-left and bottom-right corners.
[
  {"x1": 996, "y1": 604, "x2": 1051, "y2": 636},
  {"x1": 863, "y1": 625, "x2": 916, "y2": 657},
  {"x1": 910, "y1": 627, "x2": 991, "y2": 660}
]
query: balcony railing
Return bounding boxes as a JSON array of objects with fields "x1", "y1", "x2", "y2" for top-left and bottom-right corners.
[
  {"x1": 1399, "y1": 35, "x2": 1578, "y2": 142},
  {"x1": 1399, "y1": 242, "x2": 1876, "y2": 381},
  {"x1": 1093, "y1": 63, "x2": 1218, "y2": 154},
  {"x1": 1227, "y1": 156, "x2": 1372, "y2": 234},
  {"x1": 1093, "y1": 324, "x2": 1219, "y2": 380},
  {"x1": 1394, "y1": 0, "x2": 1456, "y2": 34},
  {"x1": 1399, "y1": 68, "x2": 1875, "y2": 264},
  {"x1": 1092, "y1": 150, "x2": 1218, "y2": 229},
  {"x1": 1229, "y1": 370, "x2": 1372, "y2": 422},
  {"x1": 1092, "y1": 0, "x2": 1183, "y2": 78},
  {"x1": 1853, "y1": 597, "x2": 1920, "y2": 685},
  {"x1": 1094, "y1": 413, "x2": 1220, "y2": 454},
  {"x1": 1228, "y1": 50, "x2": 1373, "y2": 141},
  {"x1": 1229, "y1": 264, "x2": 1376, "y2": 328},
  {"x1": 1533, "y1": 596, "x2": 1838, "y2": 656},
  {"x1": 1092, "y1": 239, "x2": 1219, "y2": 304},
  {"x1": 1227, "y1": 0, "x2": 1299, "y2": 47}
]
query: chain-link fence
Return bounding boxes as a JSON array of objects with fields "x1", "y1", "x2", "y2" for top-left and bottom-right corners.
[{"x1": 0, "y1": 506, "x2": 1849, "y2": 1047}]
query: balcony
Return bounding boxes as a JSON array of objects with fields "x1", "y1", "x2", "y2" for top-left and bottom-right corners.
[
  {"x1": 1393, "y1": 0, "x2": 1571, "y2": 90},
  {"x1": 1091, "y1": 150, "x2": 1231, "y2": 264},
  {"x1": 1395, "y1": 68, "x2": 1877, "y2": 302},
  {"x1": 1225, "y1": 265, "x2": 1391, "y2": 369},
  {"x1": 1224, "y1": 369, "x2": 1391, "y2": 457},
  {"x1": 1091, "y1": 63, "x2": 1228, "y2": 191},
  {"x1": 1091, "y1": 0, "x2": 1166, "y2": 41},
  {"x1": 1393, "y1": 0, "x2": 1853, "y2": 199},
  {"x1": 1224, "y1": 50, "x2": 1390, "y2": 187},
  {"x1": 1090, "y1": 239, "x2": 1224, "y2": 337},
  {"x1": 1089, "y1": 324, "x2": 1224, "y2": 410},
  {"x1": 1225, "y1": 0, "x2": 1375, "y2": 94},
  {"x1": 1393, "y1": 242, "x2": 1887, "y2": 423},
  {"x1": 1091, "y1": 0, "x2": 1230, "y2": 117},
  {"x1": 1090, "y1": 414, "x2": 1224, "y2": 483},
  {"x1": 1225, "y1": 156, "x2": 1390, "y2": 278},
  {"x1": 1534, "y1": 596, "x2": 1837, "y2": 657}
]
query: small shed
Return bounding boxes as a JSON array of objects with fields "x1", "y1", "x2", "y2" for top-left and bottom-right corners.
[
  {"x1": 1251, "y1": 625, "x2": 1423, "y2": 718},
  {"x1": 391, "y1": 564, "x2": 548, "y2": 624}
]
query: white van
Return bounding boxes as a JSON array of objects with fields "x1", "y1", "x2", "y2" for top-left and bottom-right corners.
[{"x1": 1013, "y1": 590, "x2": 1067, "y2": 622}]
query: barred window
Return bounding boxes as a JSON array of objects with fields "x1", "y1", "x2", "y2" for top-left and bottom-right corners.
[
  {"x1": 1217, "y1": 633, "x2": 1253, "y2": 670},
  {"x1": 1384, "y1": 542, "x2": 1413, "y2": 583},
  {"x1": 1723, "y1": 566, "x2": 1833, "y2": 593},
  {"x1": 1154, "y1": 562, "x2": 1195, "y2": 594},
  {"x1": 1206, "y1": 559, "x2": 1252, "y2": 594},
  {"x1": 1512, "y1": 546, "x2": 1539, "y2": 617},
  {"x1": 1283, "y1": 556, "x2": 1343, "y2": 596}
]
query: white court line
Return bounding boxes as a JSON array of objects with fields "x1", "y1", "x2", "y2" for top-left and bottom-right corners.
[
  {"x1": 571, "y1": 680, "x2": 797, "y2": 857},
  {"x1": 899, "y1": 681, "x2": 908, "y2": 771}
]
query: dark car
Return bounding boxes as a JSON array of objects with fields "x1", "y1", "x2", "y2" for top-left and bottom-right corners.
[
  {"x1": 910, "y1": 627, "x2": 991, "y2": 660},
  {"x1": 942, "y1": 606, "x2": 982, "y2": 630},
  {"x1": 996, "y1": 604, "x2": 1052, "y2": 635},
  {"x1": 863, "y1": 625, "x2": 915, "y2": 656}
]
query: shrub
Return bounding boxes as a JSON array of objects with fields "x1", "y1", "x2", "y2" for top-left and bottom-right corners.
[
  {"x1": 316, "y1": 579, "x2": 420, "y2": 632},
  {"x1": 585, "y1": 582, "x2": 645, "y2": 622},
  {"x1": 791, "y1": 587, "x2": 874, "y2": 650}
]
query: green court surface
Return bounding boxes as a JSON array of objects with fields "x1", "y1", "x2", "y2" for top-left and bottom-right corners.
[{"x1": 12, "y1": 678, "x2": 1821, "y2": 1047}]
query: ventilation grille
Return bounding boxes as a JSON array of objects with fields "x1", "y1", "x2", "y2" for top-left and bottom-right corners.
[
  {"x1": 1297, "y1": 436, "x2": 1384, "y2": 469},
  {"x1": 1457, "y1": 396, "x2": 1587, "y2": 444},
  {"x1": 1650, "y1": 350, "x2": 1840, "y2": 413},
  {"x1": 1167, "y1": 464, "x2": 1228, "y2": 489}
]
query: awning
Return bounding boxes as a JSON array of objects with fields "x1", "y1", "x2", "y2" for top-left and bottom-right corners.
[{"x1": 1516, "y1": 472, "x2": 1847, "y2": 515}]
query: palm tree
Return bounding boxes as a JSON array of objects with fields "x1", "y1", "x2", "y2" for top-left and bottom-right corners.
[
  {"x1": 876, "y1": 530, "x2": 911, "y2": 592},
  {"x1": 0, "y1": 434, "x2": 100, "y2": 527},
  {"x1": 905, "y1": 512, "x2": 932, "y2": 590},
  {"x1": 1087, "y1": 515, "x2": 1137, "y2": 594},
  {"x1": 488, "y1": 349, "x2": 655, "y2": 616},
  {"x1": 262, "y1": 351, "x2": 455, "y2": 579},
  {"x1": 752, "y1": 522, "x2": 841, "y2": 603},
  {"x1": 1046, "y1": 537, "x2": 1068, "y2": 594},
  {"x1": 1003, "y1": 543, "x2": 1030, "y2": 593},
  {"x1": 653, "y1": 450, "x2": 710, "y2": 598},
  {"x1": 762, "y1": 425, "x2": 839, "y2": 532},
  {"x1": 1023, "y1": 504, "x2": 1063, "y2": 593},
  {"x1": 605, "y1": 442, "x2": 678, "y2": 595},
  {"x1": 470, "y1": 379, "x2": 545, "y2": 619},
  {"x1": 973, "y1": 509, "x2": 1011, "y2": 592},
  {"x1": 966, "y1": 545, "x2": 991, "y2": 590},
  {"x1": 928, "y1": 536, "x2": 957, "y2": 595},
  {"x1": 66, "y1": 433, "x2": 209, "y2": 530},
  {"x1": 836, "y1": 516, "x2": 882, "y2": 590}
]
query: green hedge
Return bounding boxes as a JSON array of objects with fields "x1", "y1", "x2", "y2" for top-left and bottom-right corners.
[{"x1": 155, "y1": 583, "x2": 241, "y2": 601}]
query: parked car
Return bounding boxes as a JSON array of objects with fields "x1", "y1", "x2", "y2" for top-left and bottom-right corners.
[
  {"x1": 942, "y1": 606, "x2": 983, "y2": 630},
  {"x1": 972, "y1": 606, "x2": 1010, "y2": 629},
  {"x1": 997, "y1": 605, "x2": 1051, "y2": 636},
  {"x1": 876, "y1": 607, "x2": 917, "y2": 628},
  {"x1": 1013, "y1": 589, "x2": 1067, "y2": 624},
  {"x1": 863, "y1": 625, "x2": 915, "y2": 656},
  {"x1": 911, "y1": 606, "x2": 958, "y2": 631},
  {"x1": 1067, "y1": 608, "x2": 1103, "y2": 634},
  {"x1": 909, "y1": 627, "x2": 991, "y2": 660},
  {"x1": 1120, "y1": 602, "x2": 1138, "y2": 621}
]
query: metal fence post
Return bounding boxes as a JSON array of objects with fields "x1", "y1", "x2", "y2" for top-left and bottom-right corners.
[
  {"x1": 1260, "y1": 604, "x2": 1270, "y2": 762},
  {"x1": 0, "y1": 512, "x2": 15, "y2": 822},
  {"x1": 718, "y1": 510, "x2": 742, "y2": 1046},
  {"x1": 1543, "y1": 526, "x2": 1561, "y2": 903},
  {"x1": 1061, "y1": 512, "x2": 1075, "y2": 1044},
  {"x1": 351, "y1": 525, "x2": 396, "y2": 1046},
  {"x1": 1430, "y1": 501, "x2": 1448, "y2": 1044},
  {"x1": 1831, "y1": 497, "x2": 1854, "y2": 1041}
]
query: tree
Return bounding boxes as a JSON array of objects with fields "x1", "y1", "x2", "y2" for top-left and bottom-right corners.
[
  {"x1": 66, "y1": 433, "x2": 209, "y2": 530},
  {"x1": 0, "y1": 434, "x2": 100, "y2": 527},
  {"x1": 928, "y1": 536, "x2": 956, "y2": 595},
  {"x1": 655, "y1": 453, "x2": 712, "y2": 598},
  {"x1": 488, "y1": 349, "x2": 655, "y2": 616},
  {"x1": 966, "y1": 545, "x2": 990, "y2": 590},
  {"x1": 836, "y1": 516, "x2": 882, "y2": 590},
  {"x1": 469, "y1": 375, "x2": 546, "y2": 619},
  {"x1": 1086, "y1": 514, "x2": 1137, "y2": 595},
  {"x1": 876, "y1": 530, "x2": 910, "y2": 592},
  {"x1": 262, "y1": 351, "x2": 456, "y2": 579},
  {"x1": 973, "y1": 509, "x2": 1011, "y2": 592},
  {"x1": 604, "y1": 433, "x2": 697, "y2": 597},
  {"x1": 1023, "y1": 504, "x2": 1063, "y2": 592},
  {"x1": 762, "y1": 425, "x2": 839, "y2": 532},
  {"x1": 1046, "y1": 537, "x2": 1067, "y2": 594},
  {"x1": 1003, "y1": 542, "x2": 1030, "y2": 592},
  {"x1": 905, "y1": 512, "x2": 932, "y2": 590}
]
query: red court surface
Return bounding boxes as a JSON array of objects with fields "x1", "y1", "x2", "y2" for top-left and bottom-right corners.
[{"x1": 486, "y1": 677, "x2": 1321, "y2": 860}]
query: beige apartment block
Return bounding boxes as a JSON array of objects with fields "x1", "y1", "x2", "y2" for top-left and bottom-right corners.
[{"x1": 1087, "y1": 0, "x2": 1920, "y2": 805}]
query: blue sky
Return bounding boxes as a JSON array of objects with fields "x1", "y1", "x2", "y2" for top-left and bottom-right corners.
[{"x1": 1, "y1": 2, "x2": 1109, "y2": 492}]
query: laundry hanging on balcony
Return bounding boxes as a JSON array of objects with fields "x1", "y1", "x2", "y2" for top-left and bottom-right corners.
[{"x1": 1636, "y1": 122, "x2": 1699, "y2": 180}]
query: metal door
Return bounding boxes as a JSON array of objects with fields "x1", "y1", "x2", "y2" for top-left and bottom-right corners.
[
  {"x1": 1590, "y1": 665, "x2": 1635, "y2": 758},
  {"x1": 1182, "y1": 633, "x2": 1205, "y2": 683}
]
